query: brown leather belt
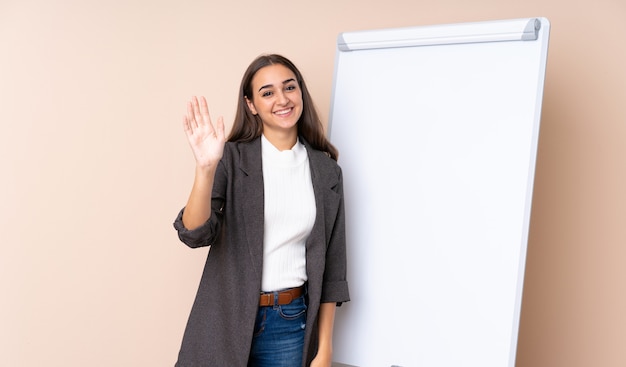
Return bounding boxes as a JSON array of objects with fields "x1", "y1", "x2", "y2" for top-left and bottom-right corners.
[{"x1": 259, "y1": 285, "x2": 304, "y2": 307}]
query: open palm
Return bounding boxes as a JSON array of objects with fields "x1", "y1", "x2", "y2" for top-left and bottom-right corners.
[{"x1": 182, "y1": 96, "x2": 226, "y2": 168}]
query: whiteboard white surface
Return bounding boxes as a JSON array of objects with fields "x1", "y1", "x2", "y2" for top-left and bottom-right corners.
[{"x1": 329, "y1": 18, "x2": 550, "y2": 367}]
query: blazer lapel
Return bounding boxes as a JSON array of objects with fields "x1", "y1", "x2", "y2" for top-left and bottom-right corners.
[
  {"x1": 238, "y1": 139, "x2": 265, "y2": 279},
  {"x1": 304, "y1": 140, "x2": 341, "y2": 255}
]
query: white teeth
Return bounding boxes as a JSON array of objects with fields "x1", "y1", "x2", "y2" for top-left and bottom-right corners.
[{"x1": 275, "y1": 108, "x2": 291, "y2": 115}]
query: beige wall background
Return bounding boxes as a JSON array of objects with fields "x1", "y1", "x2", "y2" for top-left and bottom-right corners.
[{"x1": 1, "y1": 0, "x2": 624, "y2": 366}]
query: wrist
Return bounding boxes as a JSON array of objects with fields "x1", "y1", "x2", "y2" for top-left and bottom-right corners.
[
  {"x1": 316, "y1": 340, "x2": 333, "y2": 354},
  {"x1": 195, "y1": 163, "x2": 217, "y2": 176}
]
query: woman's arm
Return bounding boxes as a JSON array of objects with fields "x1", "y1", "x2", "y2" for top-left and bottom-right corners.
[
  {"x1": 180, "y1": 96, "x2": 225, "y2": 230},
  {"x1": 311, "y1": 302, "x2": 337, "y2": 367},
  {"x1": 182, "y1": 165, "x2": 218, "y2": 229}
]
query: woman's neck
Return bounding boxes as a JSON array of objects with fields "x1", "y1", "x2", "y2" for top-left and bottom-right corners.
[{"x1": 262, "y1": 129, "x2": 298, "y2": 151}]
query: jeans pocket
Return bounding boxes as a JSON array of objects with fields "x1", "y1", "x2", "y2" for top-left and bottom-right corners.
[{"x1": 278, "y1": 296, "x2": 307, "y2": 320}]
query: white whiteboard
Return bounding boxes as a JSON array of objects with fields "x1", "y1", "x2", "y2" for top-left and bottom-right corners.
[{"x1": 329, "y1": 18, "x2": 550, "y2": 367}]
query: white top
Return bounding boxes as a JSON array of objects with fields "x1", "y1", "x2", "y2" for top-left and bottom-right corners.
[{"x1": 260, "y1": 135, "x2": 316, "y2": 292}]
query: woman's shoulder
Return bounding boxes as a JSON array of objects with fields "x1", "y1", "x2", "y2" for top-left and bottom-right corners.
[
  {"x1": 220, "y1": 138, "x2": 262, "y2": 174},
  {"x1": 223, "y1": 138, "x2": 260, "y2": 155},
  {"x1": 303, "y1": 140, "x2": 343, "y2": 181}
]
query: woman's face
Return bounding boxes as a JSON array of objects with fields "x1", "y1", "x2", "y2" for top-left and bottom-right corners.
[{"x1": 246, "y1": 64, "x2": 303, "y2": 137}]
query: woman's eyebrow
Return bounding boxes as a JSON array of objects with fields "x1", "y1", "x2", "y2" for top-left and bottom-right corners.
[{"x1": 258, "y1": 78, "x2": 297, "y2": 92}]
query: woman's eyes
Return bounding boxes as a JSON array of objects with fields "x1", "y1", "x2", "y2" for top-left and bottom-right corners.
[{"x1": 261, "y1": 85, "x2": 298, "y2": 97}]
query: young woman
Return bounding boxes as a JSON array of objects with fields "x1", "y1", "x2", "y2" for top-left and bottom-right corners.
[{"x1": 173, "y1": 54, "x2": 349, "y2": 367}]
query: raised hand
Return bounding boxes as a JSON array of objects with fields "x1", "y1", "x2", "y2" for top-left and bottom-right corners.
[{"x1": 182, "y1": 96, "x2": 226, "y2": 169}]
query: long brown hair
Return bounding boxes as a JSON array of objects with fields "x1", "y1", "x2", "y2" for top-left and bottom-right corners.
[{"x1": 228, "y1": 54, "x2": 339, "y2": 161}]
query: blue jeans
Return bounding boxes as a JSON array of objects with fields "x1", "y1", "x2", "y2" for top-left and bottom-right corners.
[{"x1": 248, "y1": 294, "x2": 307, "y2": 367}]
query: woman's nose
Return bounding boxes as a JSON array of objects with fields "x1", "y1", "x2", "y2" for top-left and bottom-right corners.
[{"x1": 276, "y1": 90, "x2": 289, "y2": 105}]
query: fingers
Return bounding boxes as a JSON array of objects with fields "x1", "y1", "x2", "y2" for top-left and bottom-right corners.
[
  {"x1": 215, "y1": 116, "x2": 226, "y2": 140},
  {"x1": 182, "y1": 115, "x2": 191, "y2": 134},
  {"x1": 184, "y1": 97, "x2": 200, "y2": 130},
  {"x1": 191, "y1": 96, "x2": 201, "y2": 123},
  {"x1": 185, "y1": 96, "x2": 207, "y2": 129},
  {"x1": 183, "y1": 96, "x2": 224, "y2": 138},
  {"x1": 191, "y1": 96, "x2": 210, "y2": 124},
  {"x1": 190, "y1": 96, "x2": 211, "y2": 126},
  {"x1": 199, "y1": 96, "x2": 211, "y2": 123}
]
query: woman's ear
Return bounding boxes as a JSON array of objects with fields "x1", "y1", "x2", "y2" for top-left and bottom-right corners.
[{"x1": 245, "y1": 96, "x2": 257, "y2": 115}]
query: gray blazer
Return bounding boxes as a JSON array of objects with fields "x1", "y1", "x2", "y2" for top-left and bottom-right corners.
[{"x1": 173, "y1": 137, "x2": 350, "y2": 366}]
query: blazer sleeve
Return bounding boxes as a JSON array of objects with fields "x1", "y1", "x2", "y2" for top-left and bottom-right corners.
[
  {"x1": 321, "y1": 164, "x2": 350, "y2": 305},
  {"x1": 172, "y1": 159, "x2": 227, "y2": 249}
]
